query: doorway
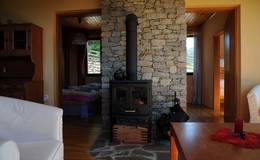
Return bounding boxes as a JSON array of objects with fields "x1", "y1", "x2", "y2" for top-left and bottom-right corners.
[
  {"x1": 57, "y1": 11, "x2": 102, "y2": 117},
  {"x1": 186, "y1": 6, "x2": 241, "y2": 122},
  {"x1": 56, "y1": 9, "x2": 103, "y2": 159}
]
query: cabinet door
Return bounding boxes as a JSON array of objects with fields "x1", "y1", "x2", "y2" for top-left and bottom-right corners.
[
  {"x1": 0, "y1": 27, "x2": 9, "y2": 55},
  {"x1": 9, "y1": 25, "x2": 31, "y2": 55}
]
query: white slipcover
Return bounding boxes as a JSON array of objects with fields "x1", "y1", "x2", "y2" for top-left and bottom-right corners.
[
  {"x1": 0, "y1": 137, "x2": 19, "y2": 160},
  {"x1": 247, "y1": 85, "x2": 260, "y2": 123},
  {"x1": 0, "y1": 96, "x2": 63, "y2": 160}
]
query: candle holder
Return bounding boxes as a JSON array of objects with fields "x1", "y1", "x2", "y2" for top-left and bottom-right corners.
[
  {"x1": 234, "y1": 118, "x2": 244, "y2": 134},
  {"x1": 232, "y1": 119, "x2": 246, "y2": 140}
]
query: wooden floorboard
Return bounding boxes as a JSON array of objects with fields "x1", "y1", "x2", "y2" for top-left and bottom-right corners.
[
  {"x1": 63, "y1": 116, "x2": 102, "y2": 160},
  {"x1": 187, "y1": 104, "x2": 224, "y2": 122}
]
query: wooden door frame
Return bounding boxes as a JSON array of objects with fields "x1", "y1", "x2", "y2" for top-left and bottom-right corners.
[
  {"x1": 213, "y1": 31, "x2": 224, "y2": 116},
  {"x1": 55, "y1": 9, "x2": 101, "y2": 107},
  {"x1": 186, "y1": 6, "x2": 241, "y2": 119}
]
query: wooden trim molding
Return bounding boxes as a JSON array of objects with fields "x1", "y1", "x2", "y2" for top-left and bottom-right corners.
[
  {"x1": 56, "y1": 9, "x2": 101, "y2": 17},
  {"x1": 213, "y1": 31, "x2": 223, "y2": 116},
  {"x1": 186, "y1": 6, "x2": 240, "y2": 13},
  {"x1": 234, "y1": 6, "x2": 241, "y2": 118}
]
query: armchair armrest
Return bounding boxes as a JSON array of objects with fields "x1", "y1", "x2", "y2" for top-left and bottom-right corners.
[
  {"x1": 247, "y1": 89, "x2": 260, "y2": 123},
  {"x1": 0, "y1": 96, "x2": 63, "y2": 142},
  {"x1": 0, "y1": 137, "x2": 19, "y2": 160}
]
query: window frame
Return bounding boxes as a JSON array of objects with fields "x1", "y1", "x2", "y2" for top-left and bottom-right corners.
[{"x1": 86, "y1": 39, "x2": 101, "y2": 76}]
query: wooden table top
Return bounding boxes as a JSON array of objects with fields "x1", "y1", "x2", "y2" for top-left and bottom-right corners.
[{"x1": 171, "y1": 122, "x2": 260, "y2": 160}]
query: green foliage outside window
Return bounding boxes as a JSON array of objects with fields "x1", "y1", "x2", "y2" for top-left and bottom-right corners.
[{"x1": 87, "y1": 40, "x2": 101, "y2": 74}]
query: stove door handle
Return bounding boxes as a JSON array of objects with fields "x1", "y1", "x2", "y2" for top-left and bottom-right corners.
[{"x1": 125, "y1": 109, "x2": 136, "y2": 113}]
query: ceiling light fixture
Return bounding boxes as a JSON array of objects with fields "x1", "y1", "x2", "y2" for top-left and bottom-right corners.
[{"x1": 83, "y1": 15, "x2": 101, "y2": 25}]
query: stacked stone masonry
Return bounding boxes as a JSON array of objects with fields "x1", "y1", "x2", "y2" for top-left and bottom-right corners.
[{"x1": 102, "y1": 0, "x2": 186, "y2": 134}]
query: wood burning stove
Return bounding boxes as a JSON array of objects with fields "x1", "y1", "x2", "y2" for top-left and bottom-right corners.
[
  {"x1": 110, "y1": 14, "x2": 152, "y2": 143},
  {"x1": 110, "y1": 80, "x2": 152, "y2": 142},
  {"x1": 111, "y1": 80, "x2": 151, "y2": 116}
]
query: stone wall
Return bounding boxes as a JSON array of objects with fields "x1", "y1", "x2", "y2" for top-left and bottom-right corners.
[{"x1": 101, "y1": 0, "x2": 186, "y2": 134}]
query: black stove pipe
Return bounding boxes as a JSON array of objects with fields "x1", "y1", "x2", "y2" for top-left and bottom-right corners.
[{"x1": 126, "y1": 14, "x2": 138, "y2": 81}]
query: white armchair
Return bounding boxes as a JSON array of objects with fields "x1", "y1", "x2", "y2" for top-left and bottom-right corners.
[
  {"x1": 0, "y1": 96, "x2": 63, "y2": 160},
  {"x1": 247, "y1": 85, "x2": 260, "y2": 123}
]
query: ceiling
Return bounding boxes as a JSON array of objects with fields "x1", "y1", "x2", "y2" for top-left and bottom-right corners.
[
  {"x1": 62, "y1": 12, "x2": 212, "y2": 30},
  {"x1": 185, "y1": 12, "x2": 214, "y2": 27},
  {"x1": 62, "y1": 15, "x2": 101, "y2": 30}
]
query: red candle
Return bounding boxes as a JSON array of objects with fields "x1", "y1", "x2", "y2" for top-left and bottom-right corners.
[{"x1": 234, "y1": 119, "x2": 243, "y2": 133}]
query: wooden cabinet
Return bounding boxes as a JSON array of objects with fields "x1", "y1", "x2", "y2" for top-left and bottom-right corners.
[
  {"x1": 0, "y1": 23, "x2": 43, "y2": 103},
  {"x1": 0, "y1": 24, "x2": 40, "y2": 56},
  {"x1": 0, "y1": 26, "x2": 8, "y2": 55}
]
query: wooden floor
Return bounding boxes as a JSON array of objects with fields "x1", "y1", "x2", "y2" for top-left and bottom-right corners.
[
  {"x1": 63, "y1": 116, "x2": 102, "y2": 160},
  {"x1": 187, "y1": 104, "x2": 224, "y2": 122},
  {"x1": 63, "y1": 104, "x2": 223, "y2": 160}
]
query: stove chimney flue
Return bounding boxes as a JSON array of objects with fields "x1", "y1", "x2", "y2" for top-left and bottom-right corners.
[{"x1": 126, "y1": 14, "x2": 138, "y2": 81}]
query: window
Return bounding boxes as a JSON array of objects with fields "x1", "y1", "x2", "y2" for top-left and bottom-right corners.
[
  {"x1": 87, "y1": 40, "x2": 101, "y2": 74},
  {"x1": 186, "y1": 37, "x2": 195, "y2": 73}
]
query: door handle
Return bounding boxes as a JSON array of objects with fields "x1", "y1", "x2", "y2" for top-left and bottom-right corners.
[{"x1": 125, "y1": 109, "x2": 136, "y2": 113}]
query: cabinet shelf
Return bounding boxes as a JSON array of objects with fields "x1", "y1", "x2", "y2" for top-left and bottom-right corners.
[
  {"x1": 15, "y1": 40, "x2": 26, "y2": 42},
  {"x1": 0, "y1": 53, "x2": 31, "y2": 57}
]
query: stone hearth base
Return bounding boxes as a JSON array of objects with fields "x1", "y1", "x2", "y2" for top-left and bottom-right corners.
[{"x1": 89, "y1": 133, "x2": 170, "y2": 160}]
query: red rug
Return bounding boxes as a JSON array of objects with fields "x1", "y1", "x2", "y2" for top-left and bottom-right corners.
[{"x1": 211, "y1": 128, "x2": 260, "y2": 149}]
